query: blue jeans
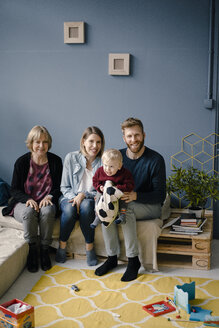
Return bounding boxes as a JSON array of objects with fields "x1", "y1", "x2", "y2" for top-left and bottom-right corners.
[{"x1": 60, "y1": 198, "x2": 95, "y2": 244}]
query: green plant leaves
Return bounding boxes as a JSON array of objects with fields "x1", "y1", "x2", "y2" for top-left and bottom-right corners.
[{"x1": 167, "y1": 166, "x2": 219, "y2": 208}]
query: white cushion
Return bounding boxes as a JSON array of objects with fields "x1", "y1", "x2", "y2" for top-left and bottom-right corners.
[
  {"x1": 0, "y1": 207, "x2": 23, "y2": 230},
  {"x1": 0, "y1": 227, "x2": 28, "y2": 297}
]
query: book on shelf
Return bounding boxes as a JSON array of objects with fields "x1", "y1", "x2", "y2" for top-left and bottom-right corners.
[
  {"x1": 169, "y1": 229, "x2": 199, "y2": 236},
  {"x1": 172, "y1": 218, "x2": 206, "y2": 230},
  {"x1": 180, "y1": 221, "x2": 199, "y2": 225},
  {"x1": 179, "y1": 213, "x2": 197, "y2": 220},
  {"x1": 170, "y1": 217, "x2": 207, "y2": 234},
  {"x1": 178, "y1": 213, "x2": 199, "y2": 225},
  {"x1": 180, "y1": 218, "x2": 199, "y2": 224}
]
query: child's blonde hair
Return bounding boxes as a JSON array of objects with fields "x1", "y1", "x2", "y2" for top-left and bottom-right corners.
[{"x1": 102, "y1": 149, "x2": 123, "y2": 165}]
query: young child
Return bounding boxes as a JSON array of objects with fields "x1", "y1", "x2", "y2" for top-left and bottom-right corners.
[{"x1": 91, "y1": 149, "x2": 134, "y2": 228}]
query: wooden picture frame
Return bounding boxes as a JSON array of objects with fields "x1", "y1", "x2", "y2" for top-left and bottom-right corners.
[
  {"x1": 64, "y1": 22, "x2": 85, "y2": 44},
  {"x1": 108, "y1": 53, "x2": 130, "y2": 75}
]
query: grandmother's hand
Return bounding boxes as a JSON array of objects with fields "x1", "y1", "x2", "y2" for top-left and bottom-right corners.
[
  {"x1": 39, "y1": 196, "x2": 53, "y2": 208},
  {"x1": 69, "y1": 193, "x2": 85, "y2": 214},
  {"x1": 26, "y1": 199, "x2": 39, "y2": 212}
]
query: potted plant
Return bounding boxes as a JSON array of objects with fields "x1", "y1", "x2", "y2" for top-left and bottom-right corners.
[{"x1": 167, "y1": 166, "x2": 219, "y2": 217}]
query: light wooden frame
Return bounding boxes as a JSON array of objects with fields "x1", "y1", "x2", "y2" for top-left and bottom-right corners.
[
  {"x1": 108, "y1": 53, "x2": 130, "y2": 75},
  {"x1": 64, "y1": 22, "x2": 85, "y2": 44}
]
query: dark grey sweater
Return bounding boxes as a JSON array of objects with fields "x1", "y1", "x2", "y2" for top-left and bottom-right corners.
[{"x1": 120, "y1": 147, "x2": 166, "y2": 205}]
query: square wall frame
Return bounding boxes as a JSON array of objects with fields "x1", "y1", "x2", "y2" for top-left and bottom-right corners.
[
  {"x1": 109, "y1": 53, "x2": 130, "y2": 75},
  {"x1": 64, "y1": 22, "x2": 85, "y2": 44}
]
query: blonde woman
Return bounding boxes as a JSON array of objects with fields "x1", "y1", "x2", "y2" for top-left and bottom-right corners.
[
  {"x1": 3, "y1": 126, "x2": 63, "y2": 272},
  {"x1": 56, "y1": 126, "x2": 105, "y2": 266}
]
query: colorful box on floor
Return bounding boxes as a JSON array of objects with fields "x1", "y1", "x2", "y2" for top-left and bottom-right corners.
[{"x1": 0, "y1": 299, "x2": 34, "y2": 328}]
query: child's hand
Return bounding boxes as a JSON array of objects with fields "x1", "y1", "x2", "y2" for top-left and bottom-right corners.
[{"x1": 100, "y1": 185, "x2": 104, "y2": 192}]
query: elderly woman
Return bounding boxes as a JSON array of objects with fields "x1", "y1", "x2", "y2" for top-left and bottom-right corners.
[
  {"x1": 55, "y1": 126, "x2": 105, "y2": 266},
  {"x1": 2, "y1": 126, "x2": 63, "y2": 272}
]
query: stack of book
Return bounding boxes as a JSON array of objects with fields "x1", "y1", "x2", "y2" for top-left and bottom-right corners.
[{"x1": 170, "y1": 213, "x2": 207, "y2": 235}]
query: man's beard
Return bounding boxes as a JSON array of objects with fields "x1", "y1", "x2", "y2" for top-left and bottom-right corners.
[{"x1": 127, "y1": 139, "x2": 144, "y2": 154}]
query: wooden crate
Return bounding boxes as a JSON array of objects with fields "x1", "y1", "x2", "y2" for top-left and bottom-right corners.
[{"x1": 157, "y1": 210, "x2": 213, "y2": 270}]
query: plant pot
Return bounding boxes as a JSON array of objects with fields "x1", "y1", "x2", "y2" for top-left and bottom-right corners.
[{"x1": 188, "y1": 207, "x2": 205, "y2": 218}]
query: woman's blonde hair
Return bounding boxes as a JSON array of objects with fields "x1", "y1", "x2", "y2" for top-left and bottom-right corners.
[
  {"x1": 25, "y1": 125, "x2": 52, "y2": 151},
  {"x1": 80, "y1": 126, "x2": 105, "y2": 157},
  {"x1": 102, "y1": 149, "x2": 123, "y2": 165}
]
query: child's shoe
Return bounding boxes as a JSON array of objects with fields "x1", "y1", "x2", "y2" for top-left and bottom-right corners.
[{"x1": 115, "y1": 213, "x2": 126, "y2": 224}]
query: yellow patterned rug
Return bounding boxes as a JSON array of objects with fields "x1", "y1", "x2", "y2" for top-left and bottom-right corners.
[{"x1": 24, "y1": 265, "x2": 219, "y2": 328}]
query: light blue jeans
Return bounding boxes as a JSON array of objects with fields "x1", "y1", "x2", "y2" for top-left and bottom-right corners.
[
  {"x1": 101, "y1": 202, "x2": 161, "y2": 258},
  {"x1": 13, "y1": 202, "x2": 56, "y2": 246}
]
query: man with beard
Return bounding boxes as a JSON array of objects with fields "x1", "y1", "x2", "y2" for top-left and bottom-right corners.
[{"x1": 95, "y1": 117, "x2": 166, "y2": 281}]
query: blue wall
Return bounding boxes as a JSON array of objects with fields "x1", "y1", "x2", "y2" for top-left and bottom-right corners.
[{"x1": 0, "y1": 0, "x2": 216, "y2": 183}]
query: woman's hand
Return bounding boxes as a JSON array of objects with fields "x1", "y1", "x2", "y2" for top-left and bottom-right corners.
[
  {"x1": 69, "y1": 193, "x2": 85, "y2": 214},
  {"x1": 26, "y1": 199, "x2": 39, "y2": 212},
  {"x1": 121, "y1": 191, "x2": 137, "y2": 203},
  {"x1": 39, "y1": 196, "x2": 53, "y2": 208}
]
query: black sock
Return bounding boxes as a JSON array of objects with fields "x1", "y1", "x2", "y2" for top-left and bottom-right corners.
[
  {"x1": 27, "y1": 243, "x2": 38, "y2": 273},
  {"x1": 40, "y1": 245, "x2": 51, "y2": 271},
  {"x1": 121, "y1": 256, "x2": 141, "y2": 282},
  {"x1": 95, "y1": 255, "x2": 117, "y2": 276}
]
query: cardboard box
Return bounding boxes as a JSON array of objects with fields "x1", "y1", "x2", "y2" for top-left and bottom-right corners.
[{"x1": 0, "y1": 299, "x2": 34, "y2": 328}]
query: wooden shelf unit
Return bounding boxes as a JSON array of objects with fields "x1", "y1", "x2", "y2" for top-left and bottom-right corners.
[{"x1": 157, "y1": 210, "x2": 213, "y2": 270}]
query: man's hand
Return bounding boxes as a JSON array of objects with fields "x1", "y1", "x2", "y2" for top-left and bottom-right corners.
[
  {"x1": 121, "y1": 191, "x2": 137, "y2": 203},
  {"x1": 69, "y1": 193, "x2": 85, "y2": 214},
  {"x1": 39, "y1": 196, "x2": 53, "y2": 208},
  {"x1": 26, "y1": 199, "x2": 39, "y2": 212}
]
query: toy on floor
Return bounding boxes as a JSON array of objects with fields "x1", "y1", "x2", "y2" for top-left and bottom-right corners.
[
  {"x1": 204, "y1": 316, "x2": 219, "y2": 327},
  {"x1": 167, "y1": 318, "x2": 191, "y2": 322},
  {"x1": 190, "y1": 306, "x2": 212, "y2": 322},
  {"x1": 167, "y1": 316, "x2": 219, "y2": 326},
  {"x1": 173, "y1": 281, "x2": 218, "y2": 323},
  {"x1": 174, "y1": 281, "x2": 195, "y2": 313},
  {"x1": 166, "y1": 297, "x2": 179, "y2": 313},
  {"x1": 144, "y1": 281, "x2": 217, "y2": 324},
  {"x1": 142, "y1": 300, "x2": 176, "y2": 317},
  {"x1": 71, "y1": 284, "x2": 79, "y2": 292}
]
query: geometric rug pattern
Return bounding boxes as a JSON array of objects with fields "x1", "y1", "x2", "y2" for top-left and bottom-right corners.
[{"x1": 24, "y1": 265, "x2": 219, "y2": 328}]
